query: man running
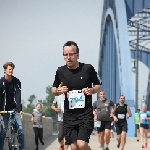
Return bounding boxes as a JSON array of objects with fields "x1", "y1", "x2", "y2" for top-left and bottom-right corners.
[
  {"x1": 134, "y1": 108, "x2": 140, "y2": 142},
  {"x1": 93, "y1": 91, "x2": 116, "y2": 150},
  {"x1": 51, "y1": 94, "x2": 69, "y2": 150},
  {"x1": 51, "y1": 41, "x2": 101, "y2": 150},
  {"x1": 113, "y1": 95, "x2": 132, "y2": 150}
]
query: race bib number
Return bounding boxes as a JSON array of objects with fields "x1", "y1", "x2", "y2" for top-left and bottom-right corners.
[
  {"x1": 68, "y1": 90, "x2": 85, "y2": 109},
  {"x1": 118, "y1": 114, "x2": 125, "y2": 119},
  {"x1": 95, "y1": 121, "x2": 101, "y2": 127},
  {"x1": 61, "y1": 101, "x2": 64, "y2": 113}
]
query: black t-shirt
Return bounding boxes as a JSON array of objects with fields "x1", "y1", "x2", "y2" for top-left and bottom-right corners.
[
  {"x1": 53, "y1": 62, "x2": 100, "y2": 114},
  {"x1": 5, "y1": 79, "x2": 16, "y2": 111},
  {"x1": 115, "y1": 103, "x2": 128, "y2": 122}
]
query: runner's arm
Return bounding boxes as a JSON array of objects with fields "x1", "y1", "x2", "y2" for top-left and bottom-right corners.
[
  {"x1": 52, "y1": 69, "x2": 61, "y2": 96},
  {"x1": 51, "y1": 87, "x2": 58, "y2": 95},
  {"x1": 146, "y1": 111, "x2": 150, "y2": 121},
  {"x1": 139, "y1": 115, "x2": 141, "y2": 124},
  {"x1": 51, "y1": 103, "x2": 61, "y2": 112},
  {"x1": 51, "y1": 103, "x2": 57, "y2": 111},
  {"x1": 42, "y1": 112, "x2": 46, "y2": 119},
  {"x1": 127, "y1": 106, "x2": 132, "y2": 117},
  {"x1": 111, "y1": 104, "x2": 116, "y2": 114},
  {"x1": 91, "y1": 85, "x2": 101, "y2": 94},
  {"x1": 93, "y1": 102, "x2": 97, "y2": 121},
  {"x1": 31, "y1": 114, "x2": 34, "y2": 122},
  {"x1": 110, "y1": 104, "x2": 118, "y2": 121}
]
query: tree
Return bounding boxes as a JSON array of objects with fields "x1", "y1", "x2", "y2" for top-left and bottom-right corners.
[
  {"x1": 24, "y1": 94, "x2": 37, "y2": 114},
  {"x1": 42, "y1": 85, "x2": 56, "y2": 117},
  {"x1": 38, "y1": 100, "x2": 43, "y2": 104},
  {"x1": 22, "y1": 86, "x2": 56, "y2": 117}
]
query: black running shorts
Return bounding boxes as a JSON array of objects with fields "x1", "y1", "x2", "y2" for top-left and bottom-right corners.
[
  {"x1": 115, "y1": 121, "x2": 128, "y2": 135},
  {"x1": 140, "y1": 124, "x2": 149, "y2": 129},
  {"x1": 136, "y1": 124, "x2": 139, "y2": 129},
  {"x1": 97, "y1": 121, "x2": 111, "y2": 133},
  {"x1": 63, "y1": 111, "x2": 94, "y2": 145}
]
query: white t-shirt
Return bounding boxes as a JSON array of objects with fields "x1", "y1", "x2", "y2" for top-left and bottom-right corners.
[{"x1": 53, "y1": 94, "x2": 65, "y2": 121}]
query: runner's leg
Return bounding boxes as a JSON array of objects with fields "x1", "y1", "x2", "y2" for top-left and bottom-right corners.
[
  {"x1": 140, "y1": 126, "x2": 144, "y2": 147},
  {"x1": 121, "y1": 131, "x2": 126, "y2": 150},
  {"x1": 144, "y1": 128, "x2": 148, "y2": 148}
]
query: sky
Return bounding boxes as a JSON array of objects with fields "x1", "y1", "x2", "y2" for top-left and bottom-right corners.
[{"x1": 0, "y1": 0, "x2": 104, "y2": 105}]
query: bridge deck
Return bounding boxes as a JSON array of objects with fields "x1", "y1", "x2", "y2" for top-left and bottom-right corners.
[{"x1": 28, "y1": 131, "x2": 149, "y2": 150}]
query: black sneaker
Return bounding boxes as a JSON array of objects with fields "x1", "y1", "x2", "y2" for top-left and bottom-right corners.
[
  {"x1": 117, "y1": 142, "x2": 120, "y2": 148},
  {"x1": 105, "y1": 147, "x2": 109, "y2": 150},
  {"x1": 137, "y1": 139, "x2": 139, "y2": 142},
  {"x1": 40, "y1": 140, "x2": 44, "y2": 145}
]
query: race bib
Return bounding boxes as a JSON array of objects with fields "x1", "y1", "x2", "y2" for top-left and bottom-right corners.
[
  {"x1": 95, "y1": 121, "x2": 101, "y2": 127},
  {"x1": 61, "y1": 101, "x2": 64, "y2": 113},
  {"x1": 68, "y1": 90, "x2": 85, "y2": 109},
  {"x1": 141, "y1": 114, "x2": 147, "y2": 119},
  {"x1": 118, "y1": 114, "x2": 125, "y2": 119}
]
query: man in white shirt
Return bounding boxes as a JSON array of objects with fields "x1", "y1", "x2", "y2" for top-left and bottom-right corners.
[{"x1": 51, "y1": 94, "x2": 69, "y2": 150}]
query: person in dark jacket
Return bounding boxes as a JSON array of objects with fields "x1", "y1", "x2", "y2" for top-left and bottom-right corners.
[{"x1": 0, "y1": 62, "x2": 25, "y2": 150}]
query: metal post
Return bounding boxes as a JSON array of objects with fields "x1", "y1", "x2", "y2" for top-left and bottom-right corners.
[{"x1": 135, "y1": 22, "x2": 139, "y2": 137}]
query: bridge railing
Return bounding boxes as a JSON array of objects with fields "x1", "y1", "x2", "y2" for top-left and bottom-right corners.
[{"x1": 4, "y1": 113, "x2": 53, "y2": 149}]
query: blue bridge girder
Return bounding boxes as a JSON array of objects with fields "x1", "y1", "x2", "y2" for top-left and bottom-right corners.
[{"x1": 98, "y1": 0, "x2": 150, "y2": 136}]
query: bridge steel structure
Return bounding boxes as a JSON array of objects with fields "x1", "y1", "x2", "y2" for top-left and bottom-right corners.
[{"x1": 98, "y1": 0, "x2": 150, "y2": 136}]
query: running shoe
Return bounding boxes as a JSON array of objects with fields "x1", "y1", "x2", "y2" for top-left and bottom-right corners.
[
  {"x1": 145, "y1": 143, "x2": 148, "y2": 148},
  {"x1": 142, "y1": 145, "x2": 144, "y2": 148},
  {"x1": 59, "y1": 146, "x2": 64, "y2": 150},
  {"x1": 105, "y1": 147, "x2": 109, "y2": 150},
  {"x1": 137, "y1": 139, "x2": 139, "y2": 142},
  {"x1": 40, "y1": 140, "x2": 44, "y2": 145},
  {"x1": 117, "y1": 142, "x2": 120, "y2": 148}
]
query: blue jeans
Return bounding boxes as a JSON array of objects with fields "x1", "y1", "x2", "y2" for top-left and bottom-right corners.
[{"x1": 0, "y1": 113, "x2": 25, "y2": 150}]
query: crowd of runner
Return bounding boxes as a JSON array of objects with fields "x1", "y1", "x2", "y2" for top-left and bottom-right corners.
[{"x1": 1, "y1": 41, "x2": 150, "y2": 150}]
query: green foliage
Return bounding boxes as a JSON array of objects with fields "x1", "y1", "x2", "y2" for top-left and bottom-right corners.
[
  {"x1": 22, "y1": 85, "x2": 56, "y2": 118},
  {"x1": 22, "y1": 94, "x2": 37, "y2": 114}
]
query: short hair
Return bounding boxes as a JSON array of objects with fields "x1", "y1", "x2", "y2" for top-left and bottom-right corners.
[
  {"x1": 3, "y1": 62, "x2": 15, "y2": 70},
  {"x1": 120, "y1": 95, "x2": 125, "y2": 99},
  {"x1": 137, "y1": 108, "x2": 140, "y2": 112},
  {"x1": 99, "y1": 90, "x2": 105, "y2": 93},
  {"x1": 63, "y1": 41, "x2": 79, "y2": 53},
  {"x1": 36, "y1": 103, "x2": 42, "y2": 107}
]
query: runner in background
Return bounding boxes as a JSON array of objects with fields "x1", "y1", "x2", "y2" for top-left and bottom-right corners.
[
  {"x1": 139, "y1": 105, "x2": 150, "y2": 148},
  {"x1": 51, "y1": 94, "x2": 69, "y2": 150},
  {"x1": 134, "y1": 108, "x2": 140, "y2": 142},
  {"x1": 110, "y1": 121, "x2": 115, "y2": 138}
]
